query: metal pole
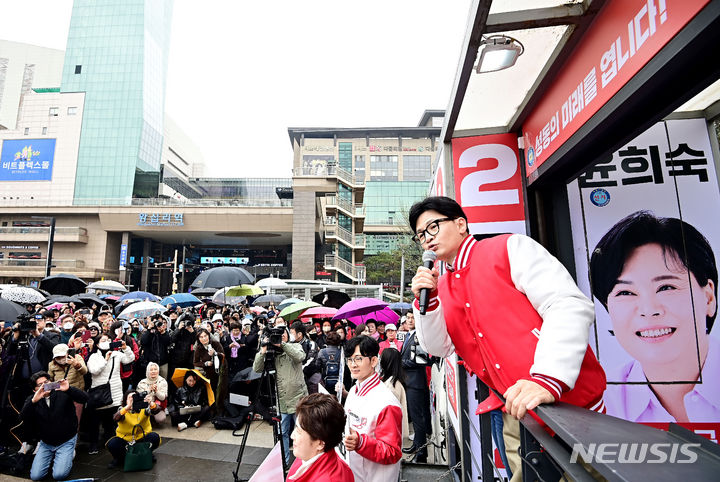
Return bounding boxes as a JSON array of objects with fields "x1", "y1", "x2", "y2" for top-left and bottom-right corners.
[
  {"x1": 181, "y1": 245, "x2": 186, "y2": 292},
  {"x1": 45, "y1": 217, "x2": 56, "y2": 277},
  {"x1": 172, "y1": 249, "x2": 178, "y2": 294},
  {"x1": 399, "y1": 255, "x2": 405, "y2": 303}
]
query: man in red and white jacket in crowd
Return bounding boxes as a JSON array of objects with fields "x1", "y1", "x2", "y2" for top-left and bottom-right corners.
[
  {"x1": 342, "y1": 335, "x2": 402, "y2": 482},
  {"x1": 409, "y1": 196, "x2": 606, "y2": 482},
  {"x1": 378, "y1": 323, "x2": 402, "y2": 355}
]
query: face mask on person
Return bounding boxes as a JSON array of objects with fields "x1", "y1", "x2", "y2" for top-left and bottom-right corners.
[
  {"x1": 98, "y1": 341, "x2": 110, "y2": 351},
  {"x1": 63, "y1": 322, "x2": 74, "y2": 331},
  {"x1": 288, "y1": 332, "x2": 296, "y2": 343},
  {"x1": 322, "y1": 326, "x2": 331, "y2": 333}
]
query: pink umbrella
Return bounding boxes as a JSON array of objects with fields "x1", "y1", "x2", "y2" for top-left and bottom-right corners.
[
  {"x1": 250, "y1": 306, "x2": 267, "y2": 314},
  {"x1": 45, "y1": 302, "x2": 66, "y2": 311},
  {"x1": 300, "y1": 306, "x2": 338, "y2": 319},
  {"x1": 343, "y1": 306, "x2": 399, "y2": 326}
]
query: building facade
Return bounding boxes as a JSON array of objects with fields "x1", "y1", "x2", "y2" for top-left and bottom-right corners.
[
  {"x1": 60, "y1": 0, "x2": 174, "y2": 205},
  {"x1": 288, "y1": 112, "x2": 442, "y2": 283}
]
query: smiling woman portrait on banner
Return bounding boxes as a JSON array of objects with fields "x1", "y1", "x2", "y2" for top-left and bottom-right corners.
[{"x1": 567, "y1": 118, "x2": 720, "y2": 428}]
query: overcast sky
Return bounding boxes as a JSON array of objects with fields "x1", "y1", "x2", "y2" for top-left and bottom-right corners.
[{"x1": 0, "y1": 0, "x2": 471, "y2": 177}]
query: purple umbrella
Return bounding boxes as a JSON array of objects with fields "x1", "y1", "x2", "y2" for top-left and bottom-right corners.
[
  {"x1": 342, "y1": 306, "x2": 399, "y2": 326},
  {"x1": 332, "y1": 298, "x2": 389, "y2": 325}
]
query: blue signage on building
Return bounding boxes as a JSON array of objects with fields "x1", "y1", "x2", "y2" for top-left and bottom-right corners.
[
  {"x1": 137, "y1": 213, "x2": 184, "y2": 226},
  {"x1": 119, "y1": 244, "x2": 128, "y2": 268},
  {"x1": 0, "y1": 139, "x2": 57, "y2": 181}
]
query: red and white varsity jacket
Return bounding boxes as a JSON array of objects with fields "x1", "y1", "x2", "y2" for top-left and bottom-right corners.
[
  {"x1": 414, "y1": 234, "x2": 606, "y2": 414},
  {"x1": 343, "y1": 372, "x2": 402, "y2": 482}
]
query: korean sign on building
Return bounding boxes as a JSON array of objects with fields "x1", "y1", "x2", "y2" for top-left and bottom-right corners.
[
  {"x1": 523, "y1": 0, "x2": 710, "y2": 178},
  {"x1": 0, "y1": 139, "x2": 56, "y2": 181},
  {"x1": 567, "y1": 118, "x2": 720, "y2": 440},
  {"x1": 137, "y1": 213, "x2": 184, "y2": 226}
]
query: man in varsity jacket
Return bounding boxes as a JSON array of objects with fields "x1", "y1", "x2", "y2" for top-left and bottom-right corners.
[
  {"x1": 342, "y1": 335, "x2": 402, "y2": 482},
  {"x1": 409, "y1": 196, "x2": 606, "y2": 482}
]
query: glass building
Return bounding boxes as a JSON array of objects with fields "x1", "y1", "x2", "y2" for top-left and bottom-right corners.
[
  {"x1": 364, "y1": 181, "x2": 429, "y2": 254},
  {"x1": 60, "y1": 0, "x2": 174, "y2": 205}
]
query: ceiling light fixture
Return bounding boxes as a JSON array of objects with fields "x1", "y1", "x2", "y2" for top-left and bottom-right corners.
[{"x1": 475, "y1": 35, "x2": 524, "y2": 74}]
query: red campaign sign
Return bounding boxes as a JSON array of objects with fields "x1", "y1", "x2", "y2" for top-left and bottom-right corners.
[
  {"x1": 431, "y1": 162, "x2": 444, "y2": 197},
  {"x1": 451, "y1": 133, "x2": 526, "y2": 235},
  {"x1": 523, "y1": 0, "x2": 710, "y2": 177}
]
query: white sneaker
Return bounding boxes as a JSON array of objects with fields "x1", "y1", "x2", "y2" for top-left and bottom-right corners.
[
  {"x1": 33, "y1": 444, "x2": 39, "y2": 455},
  {"x1": 409, "y1": 433, "x2": 415, "y2": 441},
  {"x1": 19, "y1": 442, "x2": 32, "y2": 454},
  {"x1": 177, "y1": 422, "x2": 188, "y2": 432}
]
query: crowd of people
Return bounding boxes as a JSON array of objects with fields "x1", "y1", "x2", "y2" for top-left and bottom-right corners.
[{"x1": 0, "y1": 296, "x2": 431, "y2": 480}]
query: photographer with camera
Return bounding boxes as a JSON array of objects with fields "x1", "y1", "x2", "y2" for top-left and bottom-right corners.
[
  {"x1": 168, "y1": 314, "x2": 196, "y2": 384},
  {"x1": 86, "y1": 333, "x2": 135, "y2": 455},
  {"x1": 290, "y1": 321, "x2": 321, "y2": 394},
  {"x1": 253, "y1": 323, "x2": 307, "y2": 466},
  {"x1": 48, "y1": 343, "x2": 88, "y2": 424},
  {"x1": 21, "y1": 372, "x2": 88, "y2": 481},
  {"x1": 139, "y1": 315, "x2": 171, "y2": 381},
  {"x1": 106, "y1": 390, "x2": 162, "y2": 469},
  {"x1": 8, "y1": 312, "x2": 60, "y2": 380}
]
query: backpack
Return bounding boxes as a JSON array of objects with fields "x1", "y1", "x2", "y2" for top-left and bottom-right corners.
[
  {"x1": 211, "y1": 406, "x2": 251, "y2": 436},
  {"x1": 322, "y1": 347, "x2": 341, "y2": 387}
]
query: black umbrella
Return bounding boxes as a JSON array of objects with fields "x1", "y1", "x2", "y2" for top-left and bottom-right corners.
[
  {"x1": 76, "y1": 293, "x2": 108, "y2": 307},
  {"x1": 312, "y1": 290, "x2": 351, "y2": 309},
  {"x1": 190, "y1": 266, "x2": 255, "y2": 290},
  {"x1": 253, "y1": 294, "x2": 287, "y2": 307},
  {"x1": 0, "y1": 298, "x2": 27, "y2": 322},
  {"x1": 43, "y1": 295, "x2": 84, "y2": 306},
  {"x1": 39, "y1": 273, "x2": 87, "y2": 296},
  {"x1": 190, "y1": 287, "x2": 218, "y2": 297}
]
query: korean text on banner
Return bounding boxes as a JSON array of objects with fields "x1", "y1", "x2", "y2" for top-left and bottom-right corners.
[
  {"x1": 0, "y1": 139, "x2": 57, "y2": 181},
  {"x1": 523, "y1": 0, "x2": 710, "y2": 178}
]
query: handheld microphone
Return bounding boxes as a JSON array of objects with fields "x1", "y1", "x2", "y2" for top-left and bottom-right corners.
[{"x1": 418, "y1": 250, "x2": 437, "y2": 315}]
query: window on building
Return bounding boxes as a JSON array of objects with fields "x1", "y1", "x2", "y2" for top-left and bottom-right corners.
[
  {"x1": 75, "y1": 65, "x2": 82, "y2": 74},
  {"x1": 23, "y1": 127, "x2": 29, "y2": 135},
  {"x1": 49, "y1": 107, "x2": 59, "y2": 116},
  {"x1": 339, "y1": 142, "x2": 353, "y2": 171},
  {"x1": 402, "y1": 155, "x2": 432, "y2": 181},
  {"x1": 67, "y1": 107, "x2": 77, "y2": 115},
  {"x1": 370, "y1": 155, "x2": 398, "y2": 181},
  {"x1": 42, "y1": 127, "x2": 47, "y2": 135},
  {"x1": 354, "y1": 155, "x2": 366, "y2": 180}
]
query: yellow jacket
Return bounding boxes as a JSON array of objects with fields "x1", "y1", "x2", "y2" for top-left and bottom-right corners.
[{"x1": 114, "y1": 410, "x2": 154, "y2": 443}]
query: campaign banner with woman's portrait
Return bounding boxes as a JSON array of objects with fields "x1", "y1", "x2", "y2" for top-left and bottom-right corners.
[{"x1": 567, "y1": 118, "x2": 720, "y2": 442}]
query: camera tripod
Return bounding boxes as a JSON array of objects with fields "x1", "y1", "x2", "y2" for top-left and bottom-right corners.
[{"x1": 232, "y1": 351, "x2": 288, "y2": 482}]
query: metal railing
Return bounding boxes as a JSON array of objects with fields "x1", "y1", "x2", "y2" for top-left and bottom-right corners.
[
  {"x1": 0, "y1": 259, "x2": 85, "y2": 268},
  {"x1": 324, "y1": 194, "x2": 366, "y2": 218},
  {"x1": 324, "y1": 225, "x2": 364, "y2": 248},
  {"x1": 293, "y1": 165, "x2": 365, "y2": 187},
  {"x1": 0, "y1": 227, "x2": 88, "y2": 236},
  {"x1": 323, "y1": 254, "x2": 365, "y2": 282},
  {"x1": 0, "y1": 198, "x2": 293, "y2": 207}
]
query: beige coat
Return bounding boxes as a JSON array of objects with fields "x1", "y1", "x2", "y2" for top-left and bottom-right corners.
[
  {"x1": 384, "y1": 377, "x2": 409, "y2": 441},
  {"x1": 48, "y1": 357, "x2": 88, "y2": 391}
]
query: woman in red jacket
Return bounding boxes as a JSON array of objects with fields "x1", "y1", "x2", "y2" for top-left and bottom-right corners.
[{"x1": 287, "y1": 393, "x2": 354, "y2": 482}]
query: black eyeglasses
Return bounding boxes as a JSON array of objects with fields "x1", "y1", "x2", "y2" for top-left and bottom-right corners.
[{"x1": 412, "y1": 217, "x2": 455, "y2": 244}]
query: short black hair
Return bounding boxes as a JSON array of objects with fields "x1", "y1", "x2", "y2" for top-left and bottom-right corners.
[
  {"x1": 345, "y1": 334, "x2": 379, "y2": 358},
  {"x1": 409, "y1": 196, "x2": 468, "y2": 232},
  {"x1": 30, "y1": 371, "x2": 50, "y2": 388},
  {"x1": 290, "y1": 321, "x2": 306, "y2": 337},
  {"x1": 590, "y1": 210, "x2": 717, "y2": 333}
]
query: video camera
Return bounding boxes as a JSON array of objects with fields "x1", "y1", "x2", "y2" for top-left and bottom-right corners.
[
  {"x1": 14, "y1": 313, "x2": 38, "y2": 335},
  {"x1": 261, "y1": 326, "x2": 285, "y2": 351}
]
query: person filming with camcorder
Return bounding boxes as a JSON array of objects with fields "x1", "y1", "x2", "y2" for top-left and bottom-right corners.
[{"x1": 253, "y1": 322, "x2": 307, "y2": 467}]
